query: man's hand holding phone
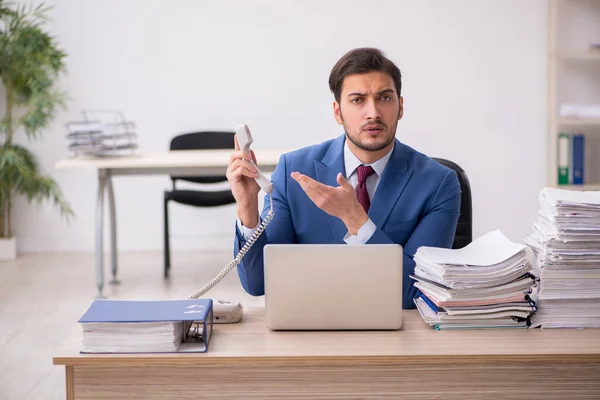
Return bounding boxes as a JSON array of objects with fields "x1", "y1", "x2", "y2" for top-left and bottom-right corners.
[{"x1": 226, "y1": 134, "x2": 261, "y2": 228}]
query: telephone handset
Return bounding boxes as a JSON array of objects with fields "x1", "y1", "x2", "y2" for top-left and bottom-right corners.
[
  {"x1": 187, "y1": 125, "x2": 275, "y2": 300},
  {"x1": 236, "y1": 124, "x2": 274, "y2": 194}
]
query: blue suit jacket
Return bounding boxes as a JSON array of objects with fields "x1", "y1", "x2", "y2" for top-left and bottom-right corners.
[{"x1": 234, "y1": 134, "x2": 461, "y2": 309}]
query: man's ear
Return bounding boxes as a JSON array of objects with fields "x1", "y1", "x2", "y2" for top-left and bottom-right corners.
[
  {"x1": 398, "y1": 96, "x2": 404, "y2": 120},
  {"x1": 333, "y1": 101, "x2": 343, "y2": 125}
]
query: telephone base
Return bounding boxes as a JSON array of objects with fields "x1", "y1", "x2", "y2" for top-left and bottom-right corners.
[{"x1": 213, "y1": 300, "x2": 243, "y2": 324}]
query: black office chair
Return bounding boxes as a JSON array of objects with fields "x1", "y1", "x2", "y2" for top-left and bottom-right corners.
[
  {"x1": 432, "y1": 158, "x2": 473, "y2": 249},
  {"x1": 164, "y1": 131, "x2": 236, "y2": 278}
]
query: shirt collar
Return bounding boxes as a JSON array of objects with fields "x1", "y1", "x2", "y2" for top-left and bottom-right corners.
[{"x1": 344, "y1": 137, "x2": 394, "y2": 179}]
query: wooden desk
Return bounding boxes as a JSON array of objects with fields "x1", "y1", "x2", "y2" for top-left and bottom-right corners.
[
  {"x1": 53, "y1": 308, "x2": 600, "y2": 399},
  {"x1": 55, "y1": 150, "x2": 286, "y2": 297}
]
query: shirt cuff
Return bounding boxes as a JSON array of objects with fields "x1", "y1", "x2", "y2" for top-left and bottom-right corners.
[
  {"x1": 344, "y1": 219, "x2": 377, "y2": 245},
  {"x1": 236, "y1": 218, "x2": 261, "y2": 241}
]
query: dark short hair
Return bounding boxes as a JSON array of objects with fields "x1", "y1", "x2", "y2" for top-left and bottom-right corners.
[{"x1": 328, "y1": 48, "x2": 402, "y2": 103}]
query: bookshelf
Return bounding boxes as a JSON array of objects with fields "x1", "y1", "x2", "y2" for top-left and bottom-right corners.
[
  {"x1": 558, "y1": 184, "x2": 600, "y2": 191},
  {"x1": 548, "y1": 0, "x2": 600, "y2": 190},
  {"x1": 551, "y1": 52, "x2": 600, "y2": 60},
  {"x1": 556, "y1": 118, "x2": 600, "y2": 127}
]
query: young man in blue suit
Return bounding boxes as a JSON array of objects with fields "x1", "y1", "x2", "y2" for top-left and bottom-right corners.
[{"x1": 226, "y1": 48, "x2": 461, "y2": 309}]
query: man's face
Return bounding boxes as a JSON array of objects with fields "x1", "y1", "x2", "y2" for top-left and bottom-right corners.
[{"x1": 333, "y1": 71, "x2": 403, "y2": 155}]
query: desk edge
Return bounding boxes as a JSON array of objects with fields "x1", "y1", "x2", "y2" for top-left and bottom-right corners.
[{"x1": 53, "y1": 353, "x2": 600, "y2": 367}]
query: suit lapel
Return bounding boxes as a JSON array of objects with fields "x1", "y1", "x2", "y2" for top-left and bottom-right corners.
[
  {"x1": 369, "y1": 141, "x2": 413, "y2": 229},
  {"x1": 315, "y1": 135, "x2": 347, "y2": 242}
]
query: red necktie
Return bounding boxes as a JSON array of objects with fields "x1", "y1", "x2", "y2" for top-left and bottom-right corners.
[{"x1": 356, "y1": 165, "x2": 375, "y2": 213}]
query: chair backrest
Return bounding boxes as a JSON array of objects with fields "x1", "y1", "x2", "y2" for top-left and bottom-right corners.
[
  {"x1": 170, "y1": 131, "x2": 235, "y2": 184},
  {"x1": 432, "y1": 158, "x2": 473, "y2": 249}
]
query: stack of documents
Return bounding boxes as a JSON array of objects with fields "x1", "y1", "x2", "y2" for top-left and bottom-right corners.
[
  {"x1": 560, "y1": 103, "x2": 600, "y2": 120},
  {"x1": 78, "y1": 299, "x2": 213, "y2": 353},
  {"x1": 65, "y1": 111, "x2": 138, "y2": 157},
  {"x1": 524, "y1": 187, "x2": 600, "y2": 328},
  {"x1": 412, "y1": 230, "x2": 538, "y2": 330}
]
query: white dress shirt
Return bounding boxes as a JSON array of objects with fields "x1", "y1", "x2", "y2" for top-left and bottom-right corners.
[{"x1": 237, "y1": 139, "x2": 394, "y2": 244}]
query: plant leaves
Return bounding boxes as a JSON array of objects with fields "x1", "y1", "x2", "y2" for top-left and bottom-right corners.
[
  {"x1": 0, "y1": 145, "x2": 74, "y2": 220},
  {"x1": 0, "y1": 1, "x2": 67, "y2": 139}
]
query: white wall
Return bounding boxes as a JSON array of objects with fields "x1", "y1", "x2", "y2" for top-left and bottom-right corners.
[{"x1": 11, "y1": 0, "x2": 548, "y2": 253}]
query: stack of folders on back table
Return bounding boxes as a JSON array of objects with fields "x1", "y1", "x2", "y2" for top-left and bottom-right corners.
[{"x1": 412, "y1": 230, "x2": 538, "y2": 330}]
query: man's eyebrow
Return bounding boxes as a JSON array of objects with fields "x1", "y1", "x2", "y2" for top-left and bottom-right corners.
[{"x1": 347, "y1": 88, "x2": 395, "y2": 97}]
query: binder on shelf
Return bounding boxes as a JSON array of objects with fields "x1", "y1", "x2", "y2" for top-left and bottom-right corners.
[
  {"x1": 78, "y1": 299, "x2": 213, "y2": 354},
  {"x1": 572, "y1": 133, "x2": 584, "y2": 185},
  {"x1": 557, "y1": 133, "x2": 570, "y2": 185}
]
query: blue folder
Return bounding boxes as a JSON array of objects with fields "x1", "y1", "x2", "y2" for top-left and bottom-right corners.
[
  {"x1": 78, "y1": 299, "x2": 213, "y2": 353},
  {"x1": 572, "y1": 134, "x2": 584, "y2": 185}
]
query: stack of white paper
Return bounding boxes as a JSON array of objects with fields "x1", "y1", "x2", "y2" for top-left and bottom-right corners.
[
  {"x1": 412, "y1": 230, "x2": 537, "y2": 330},
  {"x1": 559, "y1": 103, "x2": 600, "y2": 120},
  {"x1": 525, "y1": 187, "x2": 600, "y2": 328}
]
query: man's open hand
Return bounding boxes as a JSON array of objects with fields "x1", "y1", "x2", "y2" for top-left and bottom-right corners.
[{"x1": 291, "y1": 172, "x2": 368, "y2": 235}]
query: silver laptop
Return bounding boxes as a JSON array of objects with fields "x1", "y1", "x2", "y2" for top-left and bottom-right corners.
[{"x1": 263, "y1": 244, "x2": 403, "y2": 330}]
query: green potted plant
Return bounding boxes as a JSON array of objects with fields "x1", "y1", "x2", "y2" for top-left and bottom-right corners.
[{"x1": 0, "y1": 1, "x2": 73, "y2": 260}]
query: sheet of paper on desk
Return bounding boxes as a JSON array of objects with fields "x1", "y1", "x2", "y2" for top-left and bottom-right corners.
[
  {"x1": 415, "y1": 230, "x2": 526, "y2": 267},
  {"x1": 541, "y1": 187, "x2": 600, "y2": 206}
]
